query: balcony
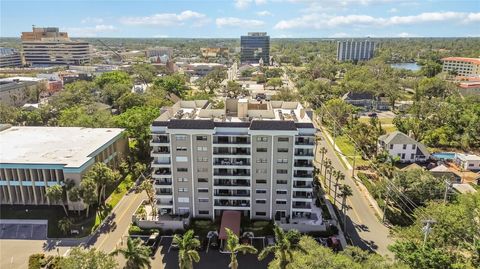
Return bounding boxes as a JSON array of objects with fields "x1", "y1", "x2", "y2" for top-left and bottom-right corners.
[
  {"x1": 153, "y1": 168, "x2": 171, "y2": 176},
  {"x1": 294, "y1": 149, "x2": 314, "y2": 157},
  {"x1": 293, "y1": 191, "x2": 313, "y2": 199},
  {"x1": 156, "y1": 190, "x2": 173, "y2": 196},
  {"x1": 214, "y1": 169, "x2": 250, "y2": 177},
  {"x1": 214, "y1": 179, "x2": 250, "y2": 187},
  {"x1": 293, "y1": 182, "x2": 312, "y2": 189},
  {"x1": 213, "y1": 158, "x2": 250, "y2": 166},
  {"x1": 213, "y1": 148, "x2": 250, "y2": 156},
  {"x1": 294, "y1": 172, "x2": 313, "y2": 178},
  {"x1": 295, "y1": 138, "x2": 314, "y2": 145},
  {"x1": 151, "y1": 146, "x2": 170, "y2": 155},
  {"x1": 154, "y1": 179, "x2": 172, "y2": 185},
  {"x1": 214, "y1": 200, "x2": 250, "y2": 207},
  {"x1": 213, "y1": 136, "x2": 250, "y2": 145},
  {"x1": 151, "y1": 137, "x2": 169, "y2": 143},
  {"x1": 156, "y1": 199, "x2": 173, "y2": 206},
  {"x1": 292, "y1": 202, "x2": 312, "y2": 209},
  {"x1": 294, "y1": 160, "x2": 313, "y2": 167},
  {"x1": 214, "y1": 190, "x2": 250, "y2": 197}
]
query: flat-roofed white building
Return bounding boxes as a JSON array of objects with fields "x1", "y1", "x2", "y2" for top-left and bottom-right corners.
[
  {"x1": 0, "y1": 126, "x2": 128, "y2": 210},
  {"x1": 441, "y1": 57, "x2": 480, "y2": 77}
]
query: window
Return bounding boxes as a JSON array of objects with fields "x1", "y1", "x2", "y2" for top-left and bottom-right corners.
[
  {"x1": 277, "y1": 148, "x2": 288, "y2": 153},
  {"x1": 278, "y1": 137, "x2": 289, "y2": 142},
  {"x1": 276, "y1": 200, "x2": 287, "y2": 205},
  {"x1": 401, "y1": 153, "x2": 406, "y2": 159},
  {"x1": 257, "y1": 148, "x2": 267, "y2": 152},
  {"x1": 256, "y1": 158, "x2": 267, "y2": 163},
  {"x1": 256, "y1": 169, "x2": 267, "y2": 174},
  {"x1": 197, "y1": 157, "x2": 208, "y2": 162},
  {"x1": 198, "y1": 178, "x2": 208, "y2": 183},
  {"x1": 198, "y1": 198, "x2": 209, "y2": 203},
  {"x1": 177, "y1": 178, "x2": 188, "y2": 182},
  {"x1": 196, "y1": 135, "x2": 208, "y2": 141},
  {"x1": 178, "y1": 197, "x2": 189, "y2": 203},
  {"x1": 176, "y1": 147, "x2": 187, "y2": 151},
  {"x1": 402, "y1": 144, "x2": 407, "y2": 150},
  {"x1": 256, "y1": 199, "x2": 266, "y2": 204},
  {"x1": 199, "y1": 210, "x2": 209, "y2": 215},
  {"x1": 176, "y1": 156, "x2": 188, "y2": 162},
  {"x1": 390, "y1": 144, "x2": 394, "y2": 150},
  {"x1": 256, "y1": 212, "x2": 266, "y2": 216},
  {"x1": 412, "y1": 144, "x2": 416, "y2": 150},
  {"x1": 177, "y1": 168, "x2": 188, "y2": 172},
  {"x1": 468, "y1": 163, "x2": 474, "y2": 167},
  {"x1": 197, "y1": 146, "x2": 208, "y2": 152},
  {"x1": 257, "y1": 137, "x2": 268, "y2": 142},
  {"x1": 256, "y1": 189, "x2": 267, "y2": 194},
  {"x1": 276, "y1": 169, "x2": 288, "y2": 174},
  {"x1": 410, "y1": 154, "x2": 415, "y2": 159},
  {"x1": 198, "y1": 188, "x2": 209, "y2": 193},
  {"x1": 277, "y1": 159, "x2": 288, "y2": 164},
  {"x1": 256, "y1": 179, "x2": 267, "y2": 184},
  {"x1": 276, "y1": 180, "x2": 287, "y2": 185},
  {"x1": 179, "y1": 188, "x2": 188, "y2": 192},
  {"x1": 176, "y1": 135, "x2": 187, "y2": 141},
  {"x1": 276, "y1": 190, "x2": 287, "y2": 195},
  {"x1": 197, "y1": 168, "x2": 208, "y2": 172}
]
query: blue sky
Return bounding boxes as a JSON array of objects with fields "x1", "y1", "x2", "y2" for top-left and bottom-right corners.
[{"x1": 1, "y1": 0, "x2": 479, "y2": 38}]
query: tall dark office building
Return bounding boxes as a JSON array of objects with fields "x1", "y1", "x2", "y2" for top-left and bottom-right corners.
[
  {"x1": 336, "y1": 40, "x2": 376, "y2": 62},
  {"x1": 240, "y1": 32, "x2": 270, "y2": 65}
]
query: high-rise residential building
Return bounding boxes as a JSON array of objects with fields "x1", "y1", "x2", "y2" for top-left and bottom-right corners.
[
  {"x1": 21, "y1": 26, "x2": 91, "y2": 66},
  {"x1": 441, "y1": 57, "x2": 480, "y2": 77},
  {"x1": 240, "y1": 32, "x2": 270, "y2": 65},
  {"x1": 336, "y1": 40, "x2": 376, "y2": 62},
  {"x1": 0, "y1": 48, "x2": 23, "y2": 68},
  {"x1": 0, "y1": 126, "x2": 127, "y2": 210},
  {"x1": 150, "y1": 99, "x2": 316, "y2": 224}
]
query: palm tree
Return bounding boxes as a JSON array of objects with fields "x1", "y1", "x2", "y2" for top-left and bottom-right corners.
[
  {"x1": 333, "y1": 172, "x2": 345, "y2": 206},
  {"x1": 137, "y1": 180, "x2": 156, "y2": 218},
  {"x1": 111, "y1": 237, "x2": 151, "y2": 269},
  {"x1": 225, "y1": 228, "x2": 257, "y2": 269},
  {"x1": 46, "y1": 184, "x2": 68, "y2": 216},
  {"x1": 318, "y1": 147, "x2": 327, "y2": 173},
  {"x1": 328, "y1": 169, "x2": 336, "y2": 196},
  {"x1": 323, "y1": 159, "x2": 332, "y2": 186},
  {"x1": 258, "y1": 225, "x2": 306, "y2": 269},
  {"x1": 58, "y1": 217, "x2": 73, "y2": 235},
  {"x1": 173, "y1": 230, "x2": 200, "y2": 269},
  {"x1": 339, "y1": 184, "x2": 353, "y2": 232}
]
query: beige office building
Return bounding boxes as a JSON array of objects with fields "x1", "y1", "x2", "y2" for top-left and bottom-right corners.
[
  {"x1": 0, "y1": 126, "x2": 127, "y2": 210},
  {"x1": 21, "y1": 27, "x2": 91, "y2": 66},
  {"x1": 441, "y1": 57, "x2": 480, "y2": 77},
  {"x1": 150, "y1": 99, "x2": 316, "y2": 222}
]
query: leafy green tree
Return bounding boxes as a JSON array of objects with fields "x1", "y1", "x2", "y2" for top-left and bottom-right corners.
[
  {"x1": 322, "y1": 98, "x2": 354, "y2": 130},
  {"x1": 60, "y1": 247, "x2": 118, "y2": 269},
  {"x1": 115, "y1": 92, "x2": 147, "y2": 113},
  {"x1": 111, "y1": 237, "x2": 151, "y2": 269},
  {"x1": 95, "y1": 71, "x2": 132, "y2": 89},
  {"x1": 298, "y1": 80, "x2": 333, "y2": 109},
  {"x1": 173, "y1": 230, "x2": 201, "y2": 269},
  {"x1": 136, "y1": 180, "x2": 156, "y2": 218},
  {"x1": 264, "y1": 68, "x2": 283, "y2": 78},
  {"x1": 258, "y1": 225, "x2": 306, "y2": 269},
  {"x1": 46, "y1": 184, "x2": 68, "y2": 216},
  {"x1": 51, "y1": 81, "x2": 97, "y2": 110},
  {"x1": 101, "y1": 83, "x2": 131, "y2": 106},
  {"x1": 420, "y1": 61, "x2": 442, "y2": 78},
  {"x1": 58, "y1": 217, "x2": 73, "y2": 235},
  {"x1": 58, "y1": 105, "x2": 114, "y2": 128},
  {"x1": 68, "y1": 186, "x2": 82, "y2": 215},
  {"x1": 114, "y1": 106, "x2": 160, "y2": 162},
  {"x1": 79, "y1": 177, "x2": 98, "y2": 217},
  {"x1": 132, "y1": 63, "x2": 157, "y2": 84},
  {"x1": 153, "y1": 73, "x2": 189, "y2": 97},
  {"x1": 225, "y1": 228, "x2": 258, "y2": 269},
  {"x1": 86, "y1": 162, "x2": 119, "y2": 204},
  {"x1": 196, "y1": 67, "x2": 226, "y2": 93},
  {"x1": 271, "y1": 88, "x2": 300, "y2": 102},
  {"x1": 418, "y1": 77, "x2": 453, "y2": 99},
  {"x1": 226, "y1": 80, "x2": 248, "y2": 98},
  {"x1": 266, "y1": 77, "x2": 283, "y2": 90}
]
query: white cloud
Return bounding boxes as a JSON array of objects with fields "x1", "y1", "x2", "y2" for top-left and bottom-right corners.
[
  {"x1": 153, "y1": 34, "x2": 169, "y2": 38},
  {"x1": 120, "y1": 10, "x2": 209, "y2": 27},
  {"x1": 256, "y1": 10, "x2": 273, "y2": 16},
  {"x1": 274, "y1": 12, "x2": 480, "y2": 30},
  {"x1": 81, "y1": 17, "x2": 104, "y2": 24},
  {"x1": 234, "y1": 0, "x2": 267, "y2": 9},
  {"x1": 216, "y1": 17, "x2": 265, "y2": 28},
  {"x1": 388, "y1": 8, "x2": 398, "y2": 13},
  {"x1": 397, "y1": 32, "x2": 417, "y2": 38},
  {"x1": 64, "y1": 25, "x2": 116, "y2": 37}
]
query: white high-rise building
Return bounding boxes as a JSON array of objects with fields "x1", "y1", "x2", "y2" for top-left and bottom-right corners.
[{"x1": 336, "y1": 40, "x2": 376, "y2": 62}]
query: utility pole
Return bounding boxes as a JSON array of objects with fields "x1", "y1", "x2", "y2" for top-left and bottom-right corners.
[
  {"x1": 351, "y1": 148, "x2": 357, "y2": 178},
  {"x1": 422, "y1": 219, "x2": 436, "y2": 247},
  {"x1": 382, "y1": 186, "x2": 389, "y2": 223},
  {"x1": 443, "y1": 179, "x2": 452, "y2": 204}
]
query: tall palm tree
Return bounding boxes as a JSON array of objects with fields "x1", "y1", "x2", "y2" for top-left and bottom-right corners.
[
  {"x1": 339, "y1": 184, "x2": 353, "y2": 232},
  {"x1": 173, "y1": 230, "x2": 200, "y2": 269},
  {"x1": 318, "y1": 147, "x2": 328, "y2": 173},
  {"x1": 328, "y1": 169, "x2": 336, "y2": 196},
  {"x1": 258, "y1": 225, "x2": 306, "y2": 269},
  {"x1": 323, "y1": 159, "x2": 332, "y2": 186},
  {"x1": 225, "y1": 228, "x2": 257, "y2": 269},
  {"x1": 333, "y1": 172, "x2": 345, "y2": 206},
  {"x1": 46, "y1": 184, "x2": 68, "y2": 216},
  {"x1": 111, "y1": 237, "x2": 151, "y2": 269}
]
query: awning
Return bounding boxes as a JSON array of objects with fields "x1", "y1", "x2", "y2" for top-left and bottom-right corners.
[{"x1": 218, "y1": 211, "x2": 241, "y2": 240}]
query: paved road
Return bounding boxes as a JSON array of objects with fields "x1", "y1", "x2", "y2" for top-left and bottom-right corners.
[{"x1": 314, "y1": 128, "x2": 393, "y2": 257}]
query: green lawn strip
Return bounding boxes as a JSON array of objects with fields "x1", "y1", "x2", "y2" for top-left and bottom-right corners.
[{"x1": 334, "y1": 135, "x2": 369, "y2": 167}]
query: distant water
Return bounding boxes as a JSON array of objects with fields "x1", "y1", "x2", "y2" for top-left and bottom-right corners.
[{"x1": 390, "y1": 63, "x2": 421, "y2": 71}]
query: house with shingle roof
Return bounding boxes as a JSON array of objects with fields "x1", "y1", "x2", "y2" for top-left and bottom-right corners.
[{"x1": 378, "y1": 131, "x2": 430, "y2": 163}]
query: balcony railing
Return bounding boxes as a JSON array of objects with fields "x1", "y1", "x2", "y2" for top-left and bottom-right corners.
[
  {"x1": 293, "y1": 183, "x2": 312, "y2": 188},
  {"x1": 214, "y1": 200, "x2": 250, "y2": 207},
  {"x1": 295, "y1": 140, "x2": 314, "y2": 145},
  {"x1": 214, "y1": 191, "x2": 250, "y2": 197},
  {"x1": 294, "y1": 151, "x2": 314, "y2": 156},
  {"x1": 213, "y1": 137, "x2": 250, "y2": 144},
  {"x1": 214, "y1": 171, "x2": 250, "y2": 177},
  {"x1": 214, "y1": 180, "x2": 250, "y2": 187},
  {"x1": 292, "y1": 203, "x2": 312, "y2": 209},
  {"x1": 294, "y1": 161, "x2": 313, "y2": 167},
  {"x1": 156, "y1": 200, "x2": 173, "y2": 205},
  {"x1": 213, "y1": 149, "x2": 250, "y2": 155},
  {"x1": 156, "y1": 190, "x2": 173, "y2": 196},
  {"x1": 154, "y1": 179, "x2": 172, "y2": 185},
  {"x1": 213, "y1": 160, "x2": 250, "y2": 166},
  {"x1": 293, "y1": 192, "x2": 313, "y2": 199},
  {"x1": 154, "y1": 169, "x2": 171, "y2": 175},
  {"x1": 294, "y1": 172, "x2": 313, "y2": 178},
  {"x1": 152, "y1": 149, "x2": 170, "y2": 154}
]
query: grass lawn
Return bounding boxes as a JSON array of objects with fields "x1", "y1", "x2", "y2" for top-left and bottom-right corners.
[
  {"x1": 358, "y1": 117, "x2": 397, "y2": 133},
  {"x1": 334, "y1": 135, "x2": 370, "y2": 167},
  {"x1": 0, "y1": 174, "x2": 134, "y2": 238}
]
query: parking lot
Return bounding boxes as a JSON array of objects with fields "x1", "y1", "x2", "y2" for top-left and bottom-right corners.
[{"x1": 0, "y1": 220, "x2": 47, "y2": 240}]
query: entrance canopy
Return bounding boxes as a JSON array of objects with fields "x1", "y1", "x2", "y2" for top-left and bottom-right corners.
[{"x1": 218, "y1": 211, "x2": 241, "y2": 240}]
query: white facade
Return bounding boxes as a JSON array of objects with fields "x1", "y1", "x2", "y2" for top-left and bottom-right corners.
[
  {"x1": 442, "y1": 57, "x2": 480, "y2": 77},
  {"x1": 378, "y1": 131, "x2": 430, "y2": 163},
  {"x1": 455, "y1": 154, "x2": 480, "y2": 171}
]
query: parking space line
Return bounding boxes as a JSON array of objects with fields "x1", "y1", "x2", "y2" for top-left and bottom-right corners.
[
  {"x1": 15, "y1": 225, "x2": 20, "y2": 238},
  {"x1": 31, "y1": 224, "x2": 34, "y2": 238}
]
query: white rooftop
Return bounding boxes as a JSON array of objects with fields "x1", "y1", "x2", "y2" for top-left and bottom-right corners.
[
  {"x1": 456, "y1": 153, "x2": 480, "y2": 161},
  {"x1": 0, "y1": 127, "x2": 124, "y2": 168}
]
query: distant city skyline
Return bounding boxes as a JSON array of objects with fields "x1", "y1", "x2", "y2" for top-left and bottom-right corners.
[{"x1": 1, "y1": 0, "x2": 479, "y2": 38}]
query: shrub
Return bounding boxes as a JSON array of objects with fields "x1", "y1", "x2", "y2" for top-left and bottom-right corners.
[
  {"x1": 28, "y1": 253, "x2": 45, "y2": 269},
  {"x1": 128, "y1": 224, "x2": 158, "y2": 235}
]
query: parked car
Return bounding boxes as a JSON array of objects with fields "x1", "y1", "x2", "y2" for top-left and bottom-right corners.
[
  {"x1": 145, "y1": 232, "x2": 160, "y2": 257},
  {"x1": 367, "y1": 112, "x2": 377, "y2": 117}
]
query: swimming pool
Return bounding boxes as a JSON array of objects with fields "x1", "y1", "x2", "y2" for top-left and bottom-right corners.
[{"x1": 432, "y1": 152, "x2": 456, "y2": 160}]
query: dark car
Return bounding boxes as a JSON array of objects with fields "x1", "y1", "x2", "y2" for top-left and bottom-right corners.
[
  {"x1": 367, "y1": 112, "x2": 377, "y2": 117},
  {"x1": 145, "y1": 232, "x2": 160, "y2": 257}
]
